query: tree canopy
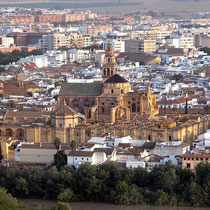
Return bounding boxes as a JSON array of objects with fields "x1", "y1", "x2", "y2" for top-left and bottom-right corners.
[{"x1": 0, "y1": 163, "x2": 209, "y2": 207}]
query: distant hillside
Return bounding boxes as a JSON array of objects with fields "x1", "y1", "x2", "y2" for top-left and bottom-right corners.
[{"x1": 1, "y1": 0, "x2": 210, "y2": 17}]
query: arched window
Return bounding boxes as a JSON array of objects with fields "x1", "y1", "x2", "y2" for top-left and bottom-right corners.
[
  {"x1": 72, "y1": 99, "x2": 79, "y2": 108},
  {"x1": 107, "y1": 68, "x2": 110, "y2": 75},
  {"x1": 17, "y1": 129, "x2": 24, "y2": 138},
  {"x1": 111, "y1": 89, "x2": 114, "y2": 94},
  {"x1": 132, "y1": 103, "x2": 136, "y2": 112},
  {"x1": 6, "y1": 129, "x2": 13, "y2": 137},
  {"x1": 84, "y1": 99, "x2": 91, "y2": 108}
]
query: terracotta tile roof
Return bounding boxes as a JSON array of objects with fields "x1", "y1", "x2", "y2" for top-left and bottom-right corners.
[
  {"x1": 21, "y1": 62, "x2": 38, "y2": 70},
  {"x1": 68, "y1": 151, "x2": 94, "y2": 157},
  {"x1": 4, "y1": 111, "x2": 48, "y2": 119},
  {"x1": 53, "y1": 100, "x2": 76, "y2": 116},
  {"x1": 94, "y1": 148, "x2": 115, "y2": 155}
]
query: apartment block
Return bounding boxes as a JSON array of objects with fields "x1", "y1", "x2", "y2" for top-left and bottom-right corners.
[
  {"x1": 35, "y1": 15, "x2": 62, "y2": 23},
  {"x1": 63, "y1": 13, "x2": 86, "y2": 22},
  {"x1": 7, "y1": 32, "x2": 46, "y2": 46},
  {"x1": 3, "y1": 14, "x2": 35, "y2": 23},
  {"x1": 125, "y1": 39, "x2": 156, "y2": 54},
  {"x1": 38, "y1": 33, "x2": 71, "y2": 51},
  {"x1": 87, "y1": 26, "x2": 112, "y2": 35},
  {"x1": 0, "y1": 36, "x2": 14, "y2": 47}
]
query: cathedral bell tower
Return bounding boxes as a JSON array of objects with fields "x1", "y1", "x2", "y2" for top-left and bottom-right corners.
[{"x1": 102, "y1": 43, "x2": 118, "y2": 82}]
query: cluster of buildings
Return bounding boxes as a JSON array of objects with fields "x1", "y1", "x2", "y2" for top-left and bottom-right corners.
[{"x1": 0, "y1": 7, "x2": 210, "y2": 170}]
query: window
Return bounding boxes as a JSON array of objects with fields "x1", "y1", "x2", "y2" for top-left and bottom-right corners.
[
  {"x1": 87, "y1": 158, "x2": 89, "y2": 160},
  {"x1": 102, "y1": 107, "x2": 105, "y2": 113},
  {"x1": 121, "y1": 90, "x2": 124, "y2": 94},
  {"x1": 82, "y1": 158, "x2": 84, "y2": 160},
  {"x1": 169, "y1": 136, "x2": 172, "y2": 141},
  {"x1": 107, "y1": 68, "x2": 110, "y2": 75},
  {"x1": 196, "y1": 158, "x2": 199, "y2": 161},
  {"x1": 148, "y1": 135, "x2": 151, "y2": 140},
  {"x1": 75, "y1": 158, "x2": 77, "y2": 160},
  {"x1": 59, "y1": 124, "x2": 62, "y2": 128},
  {"x1": 184, "y1": 157, "x2": 186, "y2": 160},
  {"x1": 201, "y1": 158, "x2": 203, "y2": 161},
  {"x1": 111, "y1": 89, "x2": 114, "y2": 94},
  {"x1": 186, "y1": 163, "x2": 191, "y2": 168},
  {"x1": 132, "y1": 103, "x2": 136, "y2": 112},
  {"x1": 188, "y1": 157, "x2": 190, "y2": 160},
  {"x1": 192, "y1": 157, "x2": 194, "y2": 160},
  {"x1": 206, "y1": 158, "x2": 208, "y2": 161}
]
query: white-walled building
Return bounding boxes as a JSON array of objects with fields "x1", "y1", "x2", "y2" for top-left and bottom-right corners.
[
  {"x1": 38, "y1": 33, "x2": 71, "y2": 51},
  {"x1": 103, "y1": 39, "x2": 125, "y2": 52},
  {"x1": 67, "y1": 49, "x2": 90, "y2": 62},
  {"x1": 0, "y1": 36, "x2": 14, "y2": 47},
  {"x1": 19, "y1": 55, "x2": 48, "y2": 68}
]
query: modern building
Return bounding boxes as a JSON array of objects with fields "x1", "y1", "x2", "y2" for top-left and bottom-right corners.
[{"x1": 38, "y1": 33, "x2": 71, "y2": 51}]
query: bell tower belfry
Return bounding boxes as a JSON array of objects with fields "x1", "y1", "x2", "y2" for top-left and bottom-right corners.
[{"x1": 102, "y1": 43, "x2": 118, "y2": 82}]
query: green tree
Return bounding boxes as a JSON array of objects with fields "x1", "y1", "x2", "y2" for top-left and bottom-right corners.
[
  {"x1": 54, "y1": 150, "x2": 67, "y2": 170},
  {"x1": 53, "y1": 202, "x2": 71, "y2": 210},
  {"x1": 155, "y1": 189, "x2": 169, "y2": 206},
  {"x1": 115, "y1": 181, "x2": 144, "y2": 205},
  {"x1": 15, "y1": 177, "x2": 29, "y2": 197},
  {"x1": 70, "y1": 140, "x2": 77, "y2": 151},
  {"x1": 57, "y1": 188, "x2": 73, "y2": 202},
  {"x1": 189, "y1": 182, "x2": 204, "y2": 207},
  {"x1": 54, "y1": 137, "x2": 62, "y2": 150},
  {"x1": 0, "y1": 187, "x2": 24, "y2": 210}
]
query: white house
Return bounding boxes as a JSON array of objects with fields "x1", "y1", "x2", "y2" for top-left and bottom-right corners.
[{"x1": 67, "y1": 147, "x2": 116, "y2": 167}]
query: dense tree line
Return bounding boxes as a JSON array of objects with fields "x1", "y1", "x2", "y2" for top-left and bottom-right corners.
[
  {"x1": 0, "y1": 162, "x2": 209, "y2": 207},
  {"x1": 0, "y1": 187, "x2": 71, "y2": 210},
  {"x1": 0, "y1": 50, "x2": 43, "y2": 65}
]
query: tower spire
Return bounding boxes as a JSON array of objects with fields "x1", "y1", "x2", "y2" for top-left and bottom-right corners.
[{"x1": 102, "y1": 42, "x2": 118, "y2": 82}]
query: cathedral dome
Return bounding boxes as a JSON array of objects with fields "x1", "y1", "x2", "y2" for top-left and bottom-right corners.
[{"x1": 104, "y1": 74, "x2": 128, "y2": 84}]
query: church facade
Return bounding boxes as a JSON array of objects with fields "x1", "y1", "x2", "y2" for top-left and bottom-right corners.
[{"x1": 58, "y1": 43, "x2": 159, "y2": 123}]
